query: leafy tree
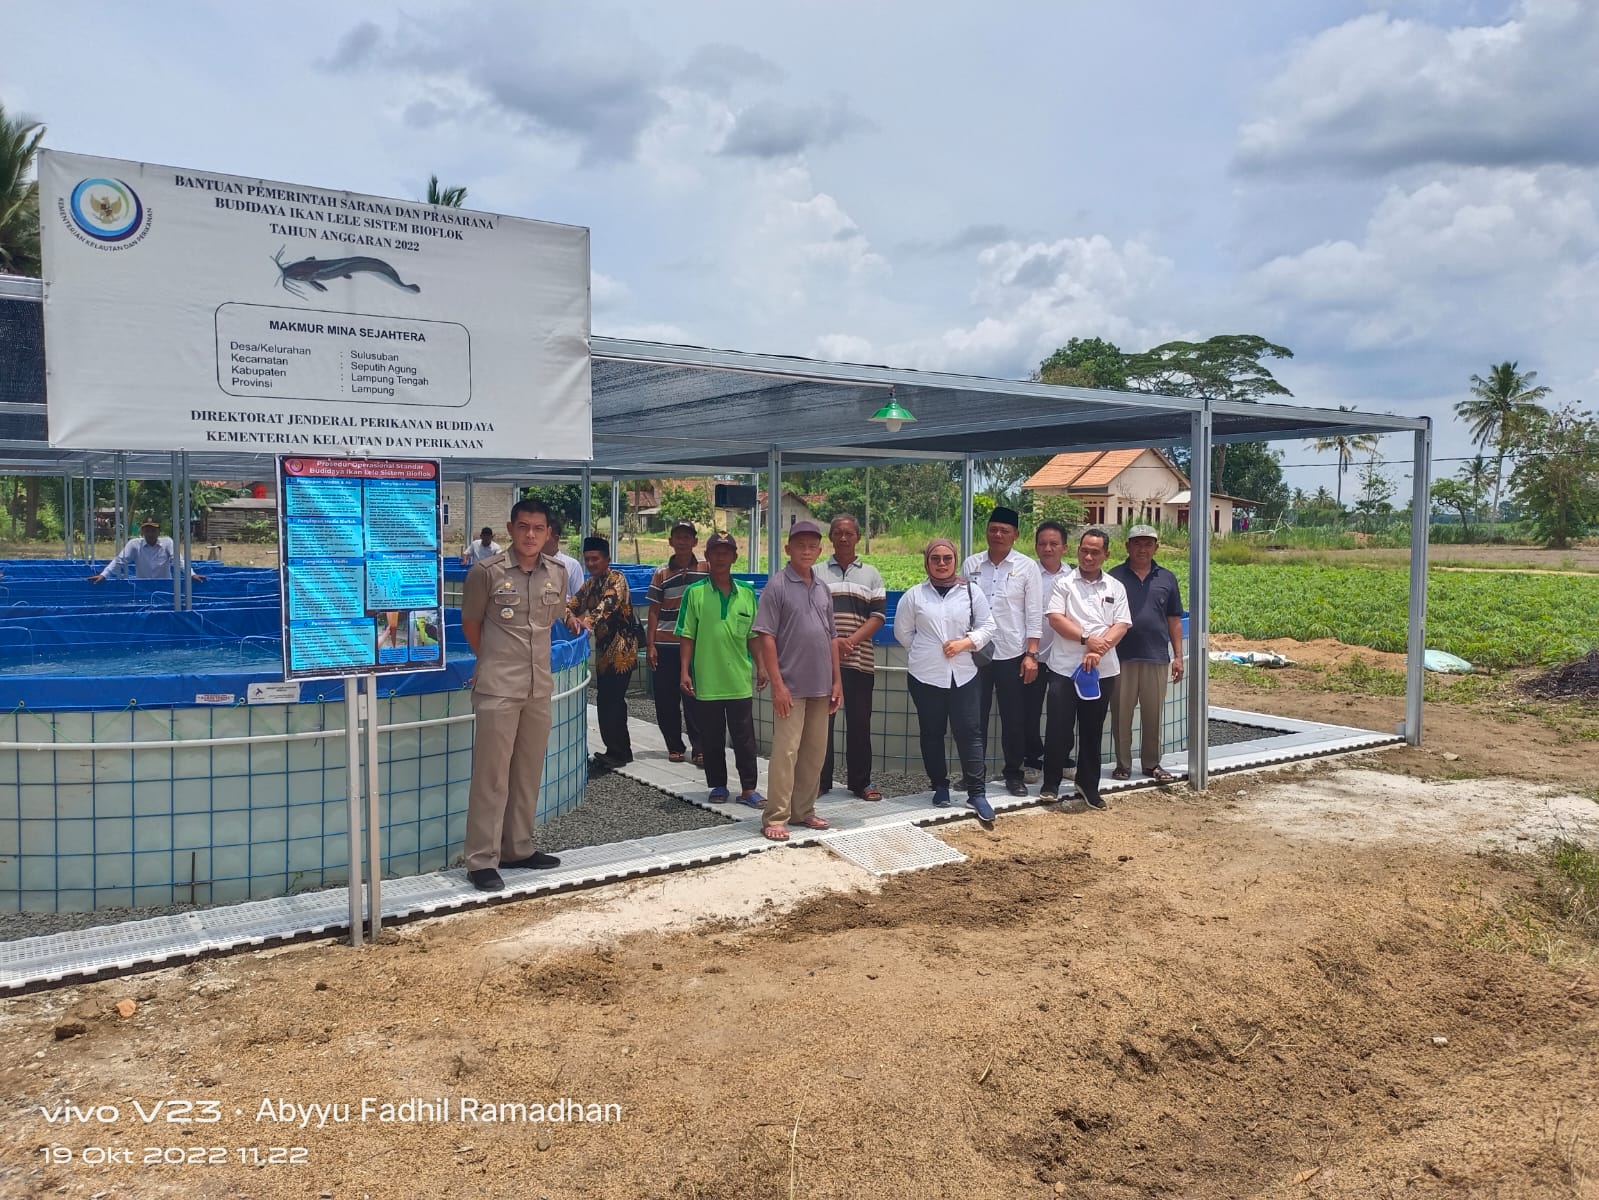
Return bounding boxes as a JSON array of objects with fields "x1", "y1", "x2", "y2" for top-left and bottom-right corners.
[
  {"x1": 1458, "y1": 454, "x2": 1495, "y2": 517},
  {"x1": 425, "y1": 174, "x2": 468, "y2": 208},
  {"x1": 1430, "y1": 478, "x2": 1480, "y2": 540},
  {"x1": 1035, "y1": 337, "x2": 1128, "y2": 389},
  {"x1": 1124, "y1": 333, "x2": 1293, "y2": 490},
  {"x1": 1028, "y1": 492, "x2": 1087, "y2": 533},
  {"x1": 658, "y1": 482, "x2": 712, "y2": 530},
  {"x1": 1218, "y1": 441, "x2": 1290, "y2": 523},
  {"x1": 1455, "y1": 361, "x2": 1551, "y2": 540},
  {"x1": 1351, "y1": 455, "x2": 1396, "y2": 533},
  {"x1": 0, "y1": 102, "x2": 43, "y2": 277},
  {"x1": 1309, "y1": 407, "x2": 1381, "y2": 509},
  {"x1": 1509, "y1": 404, "x2": 1599, "y2": 548}
]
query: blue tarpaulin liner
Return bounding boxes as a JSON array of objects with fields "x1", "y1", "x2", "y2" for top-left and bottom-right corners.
[{"x1": 0, "y1": 599, "x2": 589, "y2": 713}]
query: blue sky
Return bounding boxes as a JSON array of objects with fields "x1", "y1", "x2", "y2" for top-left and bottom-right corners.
[{"x1": 12, "y1": 1, "x2": 1597, "y2": 495}]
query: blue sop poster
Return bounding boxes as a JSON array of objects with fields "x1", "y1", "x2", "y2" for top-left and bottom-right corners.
[{"x1": 278, "y1": 456, "x2": 444, "y2": 680}]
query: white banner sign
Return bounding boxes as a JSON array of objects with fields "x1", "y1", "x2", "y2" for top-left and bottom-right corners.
[{"x1": 39, "y1": 150, "x2": 591, "y2": 459}]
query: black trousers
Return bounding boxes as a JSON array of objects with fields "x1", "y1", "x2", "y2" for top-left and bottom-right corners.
[
  {"x1": 698, "y1": 697, "x2": 759, "y2": 792},
  {"x1": 976, "y1": 655, "x2": 1027, "y2": 784},
  {"x1": 820, "y1": 668, "x2": 875, "y2": 794},
  {"x1": 1022, "y1": 664, "x2": 1072, "y2": 771},
  {"x1": 907, "y1": 674, "x2": 986, "y2": 798},
  {"x1": 651, "y1": 643, "x2": 702, "y2": 756},
  {"x1": 595, "y1": 668, "x2": 633, "y2": 761},
  {"x1": 1043, "y1": 671, "x2": 1118, "y2": 803}
]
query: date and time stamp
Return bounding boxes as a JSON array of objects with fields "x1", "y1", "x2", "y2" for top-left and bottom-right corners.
[{"x1": 28, "y1": 1094, "x2": 622, "y2": 1171}]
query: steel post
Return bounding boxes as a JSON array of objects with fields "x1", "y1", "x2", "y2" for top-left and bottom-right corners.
[
  {"x1": 1186, "y1": 405, "x2": 1213, "y2": 790},
  {"x1": 1405, "y1": 421, "x2": 1433, "y2": 744}
]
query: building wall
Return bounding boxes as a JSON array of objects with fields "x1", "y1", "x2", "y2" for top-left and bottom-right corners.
[{"x1": 441, "y1": 483, "x2": 517, "y2": 550}]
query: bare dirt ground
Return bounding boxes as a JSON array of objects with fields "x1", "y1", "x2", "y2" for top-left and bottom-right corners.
[{"x1": 1, "y1": 750, "x2": 1596, "y2": 1200}]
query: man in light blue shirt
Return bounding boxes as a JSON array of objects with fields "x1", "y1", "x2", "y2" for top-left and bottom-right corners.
[{"x1": 87, "y1": 520, "x2": 204, "y2": 584}]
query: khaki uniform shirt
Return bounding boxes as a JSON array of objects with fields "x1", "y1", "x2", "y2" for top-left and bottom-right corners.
[{"x1": 462, "y1": 552, "x2": 568, "y2": 700}]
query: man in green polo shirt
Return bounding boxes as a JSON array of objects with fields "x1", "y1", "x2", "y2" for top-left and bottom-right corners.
[{"x1": 677, "y1": 531, "x2": 766, "y2": 807}]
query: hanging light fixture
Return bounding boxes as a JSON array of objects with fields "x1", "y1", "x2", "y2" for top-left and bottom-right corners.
[{"x1": 869, "y1": 387, "x2": 917, "y2": 434}]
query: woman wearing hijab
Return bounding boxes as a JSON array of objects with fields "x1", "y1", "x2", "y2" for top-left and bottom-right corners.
[{"x1": 892, "y1": 538, "x2": 998, "y2": 822}]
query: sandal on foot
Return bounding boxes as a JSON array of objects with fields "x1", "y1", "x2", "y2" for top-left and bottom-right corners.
[
  {"x1": 691, "y1": 751, "x2": 705, "y2": 768},
  {"x1": 1111, "y1": 767, "x2": 1131, "y2": 781},
  {"x1": 793, "y1": 816, "x2": 830, "y2": 830},
  {"x1": 1149, "y1": 767, "x2": 1176, "y2": 783},
  {"x1": 762, "y1": 824, "x2": 790, "y2": 841},
  {"x1": 856, "y1": 785, "x2": 883, "y2": 801},
  {"x1": 667, "y1": 751, "x2": 686, "y2": 763}
]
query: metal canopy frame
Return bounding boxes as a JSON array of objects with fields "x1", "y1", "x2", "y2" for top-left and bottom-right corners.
[{"x1": 0, "y1": 275, "x2": 1433, "y2": 768}]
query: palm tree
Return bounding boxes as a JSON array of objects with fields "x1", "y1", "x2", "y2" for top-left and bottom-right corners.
[
  {"x1": 1455, "y1": 362, "x2": 1551, "y2": 538},
  {"x1": 1458, "y1": 454, "x2": 1494, "y2": 526},
  {"x1": 1309, "y1": 406, "x2": 1380, "y2": 509},
  {"x1": 425, "y1": 174, "x2": 467, "y2": 208},
  {"x1": 0, "y1": 102, "x2": 45, "y2": 276}
]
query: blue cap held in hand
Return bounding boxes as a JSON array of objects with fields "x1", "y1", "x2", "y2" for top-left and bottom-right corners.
[{"x1": 1072, "y1": 663, "x2": 1101, "y2": 701}]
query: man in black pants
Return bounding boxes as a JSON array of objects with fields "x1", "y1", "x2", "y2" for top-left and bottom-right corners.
[
  {"x1": 645, "y1": 520, "x2": 707, "y2": 765},
  {"x1": 962, "y1": 506, "x2": 1043, "y2": 798},
  {"x1": 1040, "y1": 528, "x2": 1131, "y2": 810},
  {"x1": 568, "y1": 536, "x2": 638, "y2": 770},
  {"x1": 818, "y1": 515, "x2": 887, "y2": 800}
]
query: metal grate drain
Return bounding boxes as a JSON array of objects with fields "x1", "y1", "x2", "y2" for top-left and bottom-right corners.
[{"x1": 820, "y1": 824, "x2": 966, "y2": 876}]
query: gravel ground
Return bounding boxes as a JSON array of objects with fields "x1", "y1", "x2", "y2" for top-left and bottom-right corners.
[{"x1": 0, "y1": 704, "x2": 1281, "y2": 944}]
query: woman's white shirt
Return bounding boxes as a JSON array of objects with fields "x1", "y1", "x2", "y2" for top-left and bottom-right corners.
[{"x1": 894, "y1": 579, "x2": 997, "y2": 687}]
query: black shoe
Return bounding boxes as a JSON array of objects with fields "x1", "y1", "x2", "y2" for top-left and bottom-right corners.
[
  {"x1": 468, "y1": 868, "x2": 504, "y2": 892},
  {"x1": 589, "y1": 753, "x2": 616, "y2": 773},
  {"x1": 1005, "y1": 779, "x2": 1028, "y2": 797},
  {"x1": 1083, "y1": 793, "x2": 1108, "y2": 811},
  {"x1": 502, "y1": 851, "x2": 562, "y2": 870}
]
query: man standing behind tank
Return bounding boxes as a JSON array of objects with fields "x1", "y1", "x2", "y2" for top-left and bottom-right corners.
[
  {"x1": 962, "y1": 505, "x2": 1042, "y2": 798},
  {"x1": 459, "y1": 499, "x2": 567, "y2": 892},
  {"x1": 1107, "y1": 524, "x2": 1184, "y2": 782},
  {"x1": 818, "y1": 514, "x2": 887, "y2": 800}
]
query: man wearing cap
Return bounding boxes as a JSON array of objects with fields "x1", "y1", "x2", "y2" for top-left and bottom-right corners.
[
  {"x1": 460, "y1": 498, "x2": 566, "y2": 891},
  {"x1": 818, "y1": 514, "x2": 887, "y2": 800},
  {"x1": 646, "y1": 520, "x2": 708, "y2": 765},
  {"x1": 86, "y1": 520, "x2": 205, "y2": 584},
  {"x1": 676, "y1": 532, "x2": 766, "y2": 807},
  {"x1": 1022, "y1": 519, "x2": 1072, "y2": 781},
  {"x1": 1109, "y1": 524, "x2": 1185, "y2": 782},
  {"x1": 569, "y1": 535, "x2": 639, "y2": 771},
  {"x1": 962, "y1": 506, "x2": 1043, "y2": 798},
  {"x1": 1040, "y1": 527, "x2": 1131, "y2": 811},
  {"x1": 752, "y1": 520, "x2": 842, "y2": 840}
]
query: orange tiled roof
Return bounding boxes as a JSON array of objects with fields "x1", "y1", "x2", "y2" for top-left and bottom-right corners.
[
  {"x1": 1021, "y1": 452, "x2": 1101, "y2": 489},
  {"x1": 1073, "y1": 448, "x2": 1144, "y2": 488}
]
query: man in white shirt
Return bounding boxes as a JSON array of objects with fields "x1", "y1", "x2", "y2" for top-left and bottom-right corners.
[
  {"x1": 543, "y1": 515, "x2": 583, "y2": 600},
  {"x1": 86, "y1": 520, "x2": 204, "y2": 584},
  {"x1": 461, "y1": 527, "x2": 502, "y2": 566},
  {"x1": 1023, "y1": 519, "x2": 1072, "y2": 780},
  {"x1": 1041, "y1": 527, "x2": 1131, "y2": 810},
  {"x1": 961, "y1": 506, "x2": 1042, "y2": 797}
]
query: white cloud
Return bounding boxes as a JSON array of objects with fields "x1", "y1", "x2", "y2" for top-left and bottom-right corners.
[
  {"x1": 814, "y1": 235, "x2": 1180, "y2": 378},
  {"x1": 1237, "y1": 0, "x2": 1599, "y2": 175},
  {"x1": 1251, "y1": 167, "x2": 1599, "y2": 350},
  {"x1": 590, "y1": 271, "x2": 630, "y2": 311}
]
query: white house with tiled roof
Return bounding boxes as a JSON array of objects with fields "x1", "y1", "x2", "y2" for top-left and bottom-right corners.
[{"x1": 1021, "y1": 448, "x2": 1250, "y2": 535}]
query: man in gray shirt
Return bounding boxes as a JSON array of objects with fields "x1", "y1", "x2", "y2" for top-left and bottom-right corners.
[
  {"x1": 1107, "y1": 524, "x2": 1184, "y2": 782},
  {"x1": 752, "y1": 520, "x2": 842, "y2": 841}
]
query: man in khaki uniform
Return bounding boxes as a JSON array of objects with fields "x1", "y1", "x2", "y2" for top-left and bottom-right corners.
[{"x1": 460, "y1": 498, "x2": 569, "y2": 891}]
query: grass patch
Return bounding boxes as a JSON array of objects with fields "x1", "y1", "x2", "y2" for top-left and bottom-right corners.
[
  {"x1": 1461, "y1": 841, "x2": 1599, "y2": 968},
  {"x1": 1541, "y1": 839, "x2": 1599, "y2": 937}
]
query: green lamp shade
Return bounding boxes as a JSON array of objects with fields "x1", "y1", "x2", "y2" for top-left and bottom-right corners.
[{"x1": 869, "y1": 400, "x2": 917, "y2": 433}]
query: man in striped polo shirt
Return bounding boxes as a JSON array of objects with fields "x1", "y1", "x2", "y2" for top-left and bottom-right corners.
[
  {"x1": 818, "y1": 514, "x2": 887, "y2": 800},
  {"x1": 646, "y1": 520, "x2": 709, "y2": 765}
]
